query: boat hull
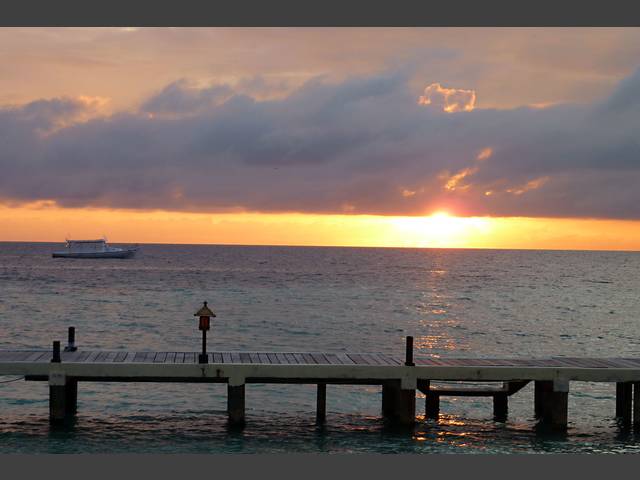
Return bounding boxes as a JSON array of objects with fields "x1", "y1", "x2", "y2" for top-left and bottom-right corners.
[{"x1": 52, "y1": 248, "x2": 138, "y2": 259}]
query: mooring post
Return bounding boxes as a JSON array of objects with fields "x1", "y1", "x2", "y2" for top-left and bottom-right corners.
[
  {"x1": 316, "y1": 383, "x2": 327, "y2": 424},
  {"x1": 227, "y1": 382, "x2": 245, "y2": 426},
  {"x1": 633, "y1": 382, "x2": 640, "y2": 428},
  {"x1": 51, "y1": 341, "x2": 61, "y2": 363},
  {"x1": 64, "y1": 327, "x2": 77, "y2": 352},
  {"x1": 493, "y1": 393, "x2": 508, "y2": 421},
  {"x1": 616, "y1": 382, "x2": 632, "y2": 425}
]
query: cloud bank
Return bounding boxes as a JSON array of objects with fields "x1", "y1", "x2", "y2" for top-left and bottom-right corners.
[{"x1": 1, "y1": 67, "x2": 640, "y2": 219}]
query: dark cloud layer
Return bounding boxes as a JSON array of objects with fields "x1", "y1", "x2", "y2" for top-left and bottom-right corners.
[{"x1": 1, "y1": 68, "x2": 640, "y2": 219}]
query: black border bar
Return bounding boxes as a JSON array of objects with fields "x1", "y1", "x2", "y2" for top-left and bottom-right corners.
[{"x1": 2, "y1": 0, "x2": 640, "y2": 27}]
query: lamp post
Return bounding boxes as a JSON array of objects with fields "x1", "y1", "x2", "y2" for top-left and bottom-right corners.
[{"x1": 195, "y1": 301, "x2": 216, "y2": 364}]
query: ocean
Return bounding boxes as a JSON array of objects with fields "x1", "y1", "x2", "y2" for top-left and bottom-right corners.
[{"x1": 1, "y1": 242, "x2": 639, "y2": 453}]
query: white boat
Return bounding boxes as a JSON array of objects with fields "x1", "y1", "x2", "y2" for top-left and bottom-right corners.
[{"x1": 52, "y1": 239, "x2": 138, "y2": 259}]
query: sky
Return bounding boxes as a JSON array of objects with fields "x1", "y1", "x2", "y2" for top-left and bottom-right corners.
[{"x1": 1, "y1": 27, "x2": 640, "y2": 250}]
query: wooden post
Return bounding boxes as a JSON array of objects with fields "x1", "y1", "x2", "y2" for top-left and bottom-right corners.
[
  {"x1": 405, "y1": 336, "x2": 414, "y2": 366},
  {"x1": 51, "y1": 341, "x2": 61, "y2": 363},
  {"x1": 49, "y1": 372, "x2": 67, "y2": 424},
  {"x1": 381, "y1": 380, "x2": 415, "y2": 425},
  {"x1": 425, "y1": 393, "x2": 440, "y2": 419},
  {"x1": 536, "y1": 380, "x2": 568, "y2": 430},
  {"x1": 227, "y1": 383, "x2": 245, "y2": 426},
  {"x1": 316, "y1": 383, "x2": 327, "y2": 424},
  {"x1": 534, "y1": 380, "x2": 552, "y2": 418},
  {"x1": 382, "y1": 382, "x2": 397, "y2": 419},
  {"x1": 616, "y1": 382, "x2": 632, "y2": 425},
  {"x1": 65, "y1": 379, "x2": 78, "y2": 415},
  {"x1": 493, "y1": 393, "x2": 508, "y2": 421},
  {"x1": 633, "y1": 382, "x2": 640, "y2": 428},
  {"x1": 397, "y1": 388, "x2": 416, "y2": 425},
  {"x1": 64, "y1": 327, "x2": 77, "y2": 352}
]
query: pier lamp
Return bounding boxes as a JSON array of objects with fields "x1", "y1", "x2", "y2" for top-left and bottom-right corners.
[{"x1": 195, "y1": 301, "x2": 216, "y2": 364}]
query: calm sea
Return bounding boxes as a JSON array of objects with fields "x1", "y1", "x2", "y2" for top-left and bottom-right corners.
[{"x1": 1, "y1": 242, "x2": 640, "y2": 453}]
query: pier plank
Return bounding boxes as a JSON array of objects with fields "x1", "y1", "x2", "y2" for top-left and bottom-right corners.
[
  {"x1": 258, "y1": 353, "x2": 271, "y2": 364},
  {"x1": 302, "y1": 353, "x2": 317, "y2": 364},
  {"x1": 336, "y1": 353, "x2": 355, "y2": 365},
  {"x1": 114, "y1": 351, "x2": 128, "y2": 362},
  {"x1": 276, "y1": 353, "x2": 291, "y2": 364},
  {"x1": 105, "y1": 351, "x2": 118, "y2": 362},
  {"x1": 323, "y1": 353, "x2": 341, "y2": 365},
  {"x1": 133, "y1": 352, "x2": 147, "y2": 362},
  {"x1": 293, "y1": 353, "x2": 308, "y2": 364},
  {"x1": 266, "y1": 352, "x2": 280, "y2": 364}
]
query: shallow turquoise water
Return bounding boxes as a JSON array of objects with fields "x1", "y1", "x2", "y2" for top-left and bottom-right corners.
[{"x1": 1, "y1": 243, "x2": 640, "y2": 453}]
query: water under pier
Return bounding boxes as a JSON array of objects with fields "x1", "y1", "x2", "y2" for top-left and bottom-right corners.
[{"x1": 1, "y1": 338, "x2": 640, "y2": 431}]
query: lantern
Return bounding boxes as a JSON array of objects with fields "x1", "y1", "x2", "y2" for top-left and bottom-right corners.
[{"x1": 194, "y1": 301, "x2": 216, "y2": 364}]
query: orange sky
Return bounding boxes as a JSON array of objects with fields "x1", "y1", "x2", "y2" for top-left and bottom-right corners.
[
  {"x1": 2, "y1": 203, "x2": 639, "y2": 251},
  {"x1": 2, "y1": 28, "x2": 640, "y2": 251}
]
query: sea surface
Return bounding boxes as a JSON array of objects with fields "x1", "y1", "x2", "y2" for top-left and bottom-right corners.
[{"x1": 1, "y1": 242, "x2": 640, "y2": 453}]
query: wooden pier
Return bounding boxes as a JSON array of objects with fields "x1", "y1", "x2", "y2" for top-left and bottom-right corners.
[{"x1": 2, "y1": 337, "x2": 640, "y2": 431}]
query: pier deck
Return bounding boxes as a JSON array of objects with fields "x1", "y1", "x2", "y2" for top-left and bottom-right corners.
[{"x1": 2, "y1": 348, "x2": 640, "y2": 429}]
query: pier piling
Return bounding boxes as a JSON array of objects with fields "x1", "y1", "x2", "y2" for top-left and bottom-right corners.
[
  {"x1": 316, "y1": 383, "x2": 327, "y2": 424},
  {"x1": 634, "y1": 383, "x2": 640, "y2": 428},
  {"x1": 493, "y1": 393, "x2": 508, "y2": 421},
  {"x1": 535, "y1": 380, "x2": 568, "y2": 429},
  {"x1": 227, "y1": 383, "x2": 245, "y2": 426},
  {"x1": 381, "y1": 380, "x2": 415, "y2": 425},
  {"x1": 616, "y1": 382, "x2": 632, "y2": 425},
  {"x1": 425, "y1": 393, "x2": 439, "y2": 419}
]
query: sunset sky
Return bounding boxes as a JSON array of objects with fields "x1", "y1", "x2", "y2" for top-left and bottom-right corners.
[{"x1": 2, "y1": 27, "x2": 640, "y2": 250}]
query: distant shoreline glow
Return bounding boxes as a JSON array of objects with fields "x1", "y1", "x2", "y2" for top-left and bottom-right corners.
[{"x1": 1, "y1": 204, "x2": 640, "y2": 251}]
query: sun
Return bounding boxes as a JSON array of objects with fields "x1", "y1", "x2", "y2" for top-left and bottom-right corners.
[{"x1": 389, "y1": 211, "x2": 492, "y2": 248}]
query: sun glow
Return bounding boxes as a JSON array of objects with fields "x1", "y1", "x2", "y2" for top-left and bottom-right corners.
[
  {"x1": 2, "y1": 203, "x2": 640, "y2": 251},
  {"x1": 391, "y1": 212, "x2": 492, "y2": 248}
]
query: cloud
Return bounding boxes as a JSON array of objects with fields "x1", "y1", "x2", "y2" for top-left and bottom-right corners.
[
  {"x1": 418, "y1": 83, "x2": 476, "y2": 112},
  {"x1": 1, "y1": 67, "x2": 640, "y2": 220},
  {"x1": 141, "y1": 79, "x2": 233, "y2": 116}
]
